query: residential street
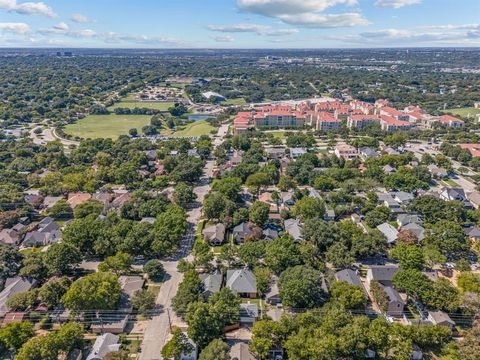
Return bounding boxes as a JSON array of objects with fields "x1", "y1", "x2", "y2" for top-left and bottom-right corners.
[{"x1": 139, "y1": 123, "x2": 229, "y2": 360}]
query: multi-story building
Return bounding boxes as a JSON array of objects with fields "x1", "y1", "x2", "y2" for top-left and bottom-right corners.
[
  {"x1": 379, "y1": 115, "x2": 415, "y2": 132},
  {"x1": 254, "y1": 110, "x2": 305, "y2": 129},
  {"x1": 316, "y1": 112, "x2": 342, "y2": 131},
  {"x1": 347, "y1": 114, "x2": 381, "y2": 129}
]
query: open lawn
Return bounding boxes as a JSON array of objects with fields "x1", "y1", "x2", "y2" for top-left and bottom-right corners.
[
  {"x1": 108, "y1": 100, "x2": 174, "y2": 111},
  {"x1": 442, "y1": 107, "x2": 480, "y2": 119},
  {"x1": 63, "y1": 114, "x2": 151, "y2": 139},
  {"x1": 223, "y1": 97, "x2": 247, "y2": 106},
  {"x1": 172, "y1": 120, "x2": 215, "y2": 137}
]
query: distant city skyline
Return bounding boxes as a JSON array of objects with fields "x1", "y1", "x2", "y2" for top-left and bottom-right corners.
[{"x1": 0, "y1": 0, "x2": 479, "y2": 48}]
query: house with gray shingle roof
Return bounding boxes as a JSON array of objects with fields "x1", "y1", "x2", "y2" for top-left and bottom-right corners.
[
  {"x1": 334, "y1": 269, "x2": 367, "y2": 297},
  {"x1": 0, "y1": 277, "x2": 37, "y2": 317},
  {"x1": 86, "y1": 333, "x2": 120, "y2": 360},
  {"x1": 226, "y1": 269, "x2": 257, "y2": 298},
  {"x1": 202, "y1": 223, "x2": 226, "y2": 246},
  {"x1": 376, "y1": 223, "x2": 398, "y2": 244},
  {"x1": 199, "y1": 273, "x2": 223, "y2": 298},
  {"x1": 284, "y1": 218, "x2": 303, "y2": 242},
  {"x1": 366, "y1": 265, "x2": 399, "y2": 287}
]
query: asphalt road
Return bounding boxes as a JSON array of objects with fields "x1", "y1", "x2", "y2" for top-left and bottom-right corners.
[{"x1": 139, "y1": 123, "x2": 229, "y2": 360}]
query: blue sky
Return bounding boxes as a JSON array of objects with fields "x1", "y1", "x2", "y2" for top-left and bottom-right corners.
[{"x1": 0, "y1": 0, "x2": 479, "y2": 48}]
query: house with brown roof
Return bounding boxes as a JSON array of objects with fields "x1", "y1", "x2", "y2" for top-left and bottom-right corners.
[{"x1": 67, "y1": 192, "x2": 92, "y2": 209}]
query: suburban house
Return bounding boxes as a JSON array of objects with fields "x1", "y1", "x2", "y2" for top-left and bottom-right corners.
[
  {"x1": 199, "y1": 272, "x2": 223, "y2": 298},
  {"x1": 239, "y1": 302, "x2": 259, "y2": 324},
  {"x1": 232, "y1": 222, "x2": 255, "y2": 243},
  {"x1": 91, "y1": 275, "x2": 144, "y2": 334},
  {"x1": 397, "y1": 214, "x2": 423, "y2": 228},
  {"x1": 358, "y1": 147, "x2": 379, "y2": 160},
  {"x1": 334, "y1": 145, "x2": 357, "y2": 160},
  {"x1": 0, "y1": 228, "x2": 22, "y2": 247},
  {"x1": 427, "y1": 311, "x2": 455, "y2": 330},
  {"x1": 202, "y1": 223, "x2": 226, "y2": 246},
  {"x1": 266, "y1": 147, "x2": 287, "y2": 160},
  {"x1": 334, "y1": 269, "x2": 367, "y2": 297},
  {"x1": 401, "y1": 222, "x2": 426, "y2": 241},
  {"x1": 266, "y1": 276, "x2": 281, "y2": 305},
  {"x1": 439, "y1": 188, "x2": 472, "y2": 208},
  {"x1": 22, "y1": 216, "x2": 61, "y2": 247},
  {"x1": 376, "y1": 223, "x2": 399, "y2": 245},
  {"x1": 230, "y1": 342, "x2": 257, "y2": 360},
  {"x1": 86, "y1": 333, "x2": 121, "y2": 360},
  {"x1": 382, "y1": 285, "x2": 405, "y2": 317},
  {"x1": 284, "y1": 218, "x2": 303, "y2": 242},
  {"x1": 0, "y1": 277, "x2": 37, "y2": 317},
  {"x1": 366, "y1": 265, "x2": 399, "y2": 287},
  {"x1": 67, "y1": 192, "x2": 92, "y2": 208},
  {"x1": 427, "y1": 164, "x2": 449, "y2": 179},
  {"x1": 180, "y1": 334, "x2": 198, "y2": 360},
  {"x1": 226, "y1": 269, "x2": 257, "y2": 298},
  {"x1": 290, "y1": 147, "x2": 308, "y2": 159},
  {"x1": 465, "y1": 226, "x2": 480, "y2": 242}
]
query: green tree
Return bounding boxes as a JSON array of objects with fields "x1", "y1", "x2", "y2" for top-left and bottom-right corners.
[
  {"x1": 73, "y1": 199, "x2": 104, "y2": 218},
  {"x1": 6, "y1": 290, "x2": 37, "y2": 312},
  {"x1": 173, "y1": 182, "x2": 197, "y2": 208},
  {"x1": 143, "y1": 259, "x2": 165, "y2": 281},
  {"x1": 325, "y1": 242, "x2": 354, "y2": 269},
  {"x1": 291, "y1": 196, "x2": 325, "y2": 221},
  {"x1": 279, "y1": 265, "x2": 326, "y2": 309},
  {"x1": 172, "y1": 270, "x2": 203, "y2": 316},
  {"x1": 330, "y1": 281, "x2": 366, "y2": 310},
  {"x1": 212, "y1": 177, "x2": 242, "y2": 202},
  {"x1": 249, "y1": 201, "x2": 270, "y2": 227},
  {"x1": 0, "y1": 321, "x2": 35, "y2": 353},
  {"x1": 245, "y1": 172, "x2": 270, "y2": 195},
  {"x1": 63, "y1": 272, "x2": 121, "y2": 310},
  {"x1": 43, "y1": 242, "x2": 82, "y2": 276},
  {"x1": 152, "y1": 204, "x2": 188, "y2": 256},
  {"x1": 19, "y1": 251, "x2": 48, "y2": 281},
  {"x1": 186, "y1": 302, "x2": 223, "y2": 349},
  {"x1": 98, "y1": 252, "x2": 133, "y2": 274},
  {"x1": 390, "y1": 243, "x2": 425, "y2": 270},
  {"x1": 132, "y1": 289, "x2": 156, "y2": 316},
  {"x1": 199, "y1": 339, "x2": 231, "y2": 360},
  {"x1": 265, "y1": 235, "x2": 302, "y2": 274},
  {"x1": 38, "y1": 277, "x2": 72, "y2": 308},
  {"x1": 162, "y1": 329, "x2": 194, "y2": 360},
  {"x1": 48, "y1": 199, "x2": 73, "y2": 219}
]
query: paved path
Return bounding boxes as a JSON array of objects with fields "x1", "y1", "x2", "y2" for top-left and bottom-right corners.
[{"x1": 139, "y1": 123, "x2": 229, "y2": 360}]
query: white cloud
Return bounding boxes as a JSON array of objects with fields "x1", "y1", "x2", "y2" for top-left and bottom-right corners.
[
  {"x1": 330, "y1": 26, "x2": 480, "y2": 46},
  {"x1": 71, "y1": 13, "x2": 90, "y2": 23},
  {"x1": 278, "y1": 12, "x2": 369, "y2": 28},
  {"x1": 374, "y1": 0, "x2": 421, "y2": 9},
  {"x1": 211, "y1": 35, "x2": 235, "y2": 42},
  {"x1": 0, "y1": 22, "x2": 30, "y2": 34},
  {"x1": 236, "y1": 0, "x2": 367, "y2": 28},
  {"x1": 53, "y1": 22, "x2": 68, "y2": 31},
  {"x1": 0, "y1": 0, "x2": 56, "y2": 17},
  {"x1": 207, "y1": 23, "x2": 298, "y2": 36},
  {"x1": 237, "y1": 0, "x2": 357, "y2": 16}
]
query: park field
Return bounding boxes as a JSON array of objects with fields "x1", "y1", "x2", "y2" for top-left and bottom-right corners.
[
  {"x1": 172, "y1": 120, "x2": 215, "y2": 137},
  {"x1": 223, "y1": 98, "x2": 247, "y2": 106},
  {"x1": 442, "y1": 107, "x2": 480, "y2": 118},
  {"x1": 63, "y1": 114, "x2": 151, "y2": 139},
  {"x1": 108, "y1": 100, "x2": 174, "y2": 111}
]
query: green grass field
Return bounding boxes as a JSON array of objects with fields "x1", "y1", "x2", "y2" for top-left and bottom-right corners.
[
  {"x1": 442, "y1": 107, "x2": 480, "y2": 119},
  {"x1": 172, "y1": 120, "x2": 215, "y2": 137},
  {"x1": 108, "y1": 100, "x2": 174, "y2": 111},
  {"x1": 63, "y1": 114, "x2": 151, "y2": 139},
  {"x1": 223, "y1": 97, "x2": 247, "y2": 106}
]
